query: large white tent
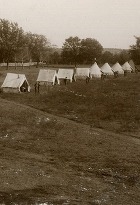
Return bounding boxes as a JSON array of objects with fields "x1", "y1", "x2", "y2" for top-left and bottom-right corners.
[
  {"x1": 57, "y1": 69, "x2": 74, "y2": 84},
  {"x1": 112, "y1": 62, "x2": 124, "y2": 74},
  {"x1": 90, "y1": 62, "x2": 101, "y2": 78},
  {"x1": 75, "y1": 68, "x2": 90, "y2": 79},
  {"x1": 100, "y1": 63, "x2": 114, "y2": 75},
  {"x1": 37, "y1": 69, "x2": 58, "y2": 85},
  {"x1": 122, "y1": 62, "x2": 132, "y2": 72},
  {"x1": 1, "y1": 73, "x2": 30, "y2": 93}
]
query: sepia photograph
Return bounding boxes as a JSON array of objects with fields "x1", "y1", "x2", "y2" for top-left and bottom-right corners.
[{"x1": 0, "y1": 0, "x2": 140, "y2": 204}]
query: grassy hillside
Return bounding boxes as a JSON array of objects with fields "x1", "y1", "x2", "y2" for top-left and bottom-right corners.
[
  {"x1": 0, "y1": 67, "x2": 140, "y2": 204},
  {"x1": 0, "y1": 66, "x2": 140, "y2": 135},
  {"x1": 0, "y1": 98, "x2": 139, "y2": 204}
]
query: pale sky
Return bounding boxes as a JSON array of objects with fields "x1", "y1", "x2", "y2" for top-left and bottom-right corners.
[{"x1": 0, "y1": 0, "x2": 140, "y2": 49}]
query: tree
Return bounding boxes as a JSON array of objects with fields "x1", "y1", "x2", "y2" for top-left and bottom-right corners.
[
  {"x1": 62, "y1": 36, "x2": 81, "y2": 67},
  {"x1": 79, "y1": 38, "x2": 103, "y2": 64},
  {"x1": 0, "y1": 19, "x2": 25, "y2": 68},
  {"x1": 118, "y1": 50, "x2": 130, "y2": 65},
  {"x1": 25, "y1": 32, "x2": 50, "y2": 67},
  {"x1": 130, "y1": 36, "x2": 140, "y2": 65},
  {"x1": 101, "y1": 51, "x2": 114, "y2": 64},
  {"x1": 100, "y1": 50, "x2": 130, "y2": 65},
  {"x1": 49, "y1": 51, "x2": 61, "y2": 64}
]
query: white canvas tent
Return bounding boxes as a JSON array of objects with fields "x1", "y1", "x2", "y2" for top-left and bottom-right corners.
[
  {"x1": 90, "y1": 62, "x2": 101, "y2": 78},
  {"x1": 1, "y1": 73, "x2": 30, "y2": 93},
  {"x1": 112, "y1": 62, "x2": 124, "y2": 74},
  {"x1": 122, "y1": 62, "x2": 132, "y2": 72},
  {"x1": 37, "y1": 69, "x2": 58, "y2": 85},
  {"x1": 100, "y1": 63, "x2": 114, "y2": 75},
  {"x1": 129, "y1": 60, "x2": 135, "y2": 72},
  {"x1": 75, "y1": 68, "x2": 90, "y2": 79},
  {"x1": 57, "y1": 69, "x2": 74, "y2": 84}
]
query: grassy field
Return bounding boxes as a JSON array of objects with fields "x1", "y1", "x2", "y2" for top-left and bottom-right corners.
[
  {"x1": 0, "y1": 66, "x2": 140, "y2": 136},
  {"x1": 0, "y1": 98, "x2": 140, "y2": 204},
  {"x1": 0, "y1": 66, "x2": 140, "y2": 204}
]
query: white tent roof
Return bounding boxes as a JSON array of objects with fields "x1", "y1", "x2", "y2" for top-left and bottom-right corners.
[
  {"x1": 122, "y1": 62, "x2": 132, "y2": 71},
  {"x1": 112, "y1": 62, "x2": 124, "y2": 74},
  {"x1": 1, "y1": 73, "x2": 29, "y2": 89},
  {"x1": 100, "y1": 63, "x2": 114, "y2": 75},
  {"x1": 37, "y1": 69, "x2": 57, "y2": 83},
  {"x1": 90, "y1": 62, "x2": 101, "y2": 77},
  {"x1": 75, "y1": 68, "x2": 90, "y2": 77},
  {"x1": 57, "y1": 69, "x2": 74, "y2": 79}
]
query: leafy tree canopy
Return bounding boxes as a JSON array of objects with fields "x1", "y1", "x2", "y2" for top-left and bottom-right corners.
[
  {"x1": 62, "y1": 36, "x2": 81, "y2": 66},
  {"x1": 79, "y1": 38, "x2": 103, "y2": 64},
  {"x1": 130, "y1": 36, "x2": 140, "y2": 64},
  {"x1": 0, "y1": 19, "x2": 25, "y2": 66},
  {"x1": 62, "y1": 36, "x2": 103, "y2": 66}
]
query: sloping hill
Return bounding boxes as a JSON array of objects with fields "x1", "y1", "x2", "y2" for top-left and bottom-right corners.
[
  {"x1": 103, "y1": 48, "x2": 126, "y2": 54},
  {"x1": 0, "y1": 98, "x2": 140, "y2": 204}
]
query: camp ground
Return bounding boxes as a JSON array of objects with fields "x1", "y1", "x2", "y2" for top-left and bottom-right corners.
[
  {"x1": 37, "y1": 69, "x2": 58, "y2": 85},
  {"x1": 57, "y1": 69, "x2": 74, "y2": 84},
  {"x1": 112, "y1": 62, "x2": 124, "y2": 74},
  {"x1": 100, "y1": 63, "x2": 114, "y2": 75},
  {"x1": 75, "y1": 67, "x2": 90, "y2": 79},
  {"x1": 129, "y1": 60, "x2": 136, "y2": 72},
  {"x1": 1, "y1": 73, "x2": 30, "y2": 93},
  {"x1": 90, "y1": 62, "x2": 101, "y2": 78},
  {"x1": 122, "y1": 62, "x2": 132, "y2": 72}
]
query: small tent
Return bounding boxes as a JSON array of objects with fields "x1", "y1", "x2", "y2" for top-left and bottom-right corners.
[
  {"x1": 122, "y1": 62, "x2": 132, "y2": 72},
  {"x1": 112, "y1": 62, "x2": 124, "y2": 74},
  {"x1": 90, "y1": 62, "x2": 101, "y2": 78},
  {"x1": 100, "y1": 63, "x2": 114, "y2": 75},
  {"x1": 37, "y1": 69, "x2": 58, "y2": 85},
  {"x1": 57, "y1": 69, "x2": 74, "y2": 84},
  {"x1": 75, "y1": 68, "x2": 90, "y2": 79},
  {"x1": 129, "y1": 60, "x2": 135, "y2": 72},
  {"x1": 1, "y1": 73, "x2": 30, "y2": 93}
]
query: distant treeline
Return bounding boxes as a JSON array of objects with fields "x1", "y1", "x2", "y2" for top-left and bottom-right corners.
[{"x1": 0, "y1": 19, "x2": 140, "y2": 68}]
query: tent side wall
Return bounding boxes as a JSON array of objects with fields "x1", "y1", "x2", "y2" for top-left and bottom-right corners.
[
  {"x1": 57, "y1": 77, "x2": 73, "y2": 85},
  {"x1": 37, "y1": 70, "x2": 58, "y2": 85},
  {"x1": 57, "y1": 69, "x2": 73, "y2": 84},
  {"x1": 75, "y1": 69, "x2": 90, "y2": 80},
  {"x1": 2, "y1": 87, "x2": 20, "y2": 93},
  {"x1": 90, "y1": 73, "x2": 101, "y2": 78}
]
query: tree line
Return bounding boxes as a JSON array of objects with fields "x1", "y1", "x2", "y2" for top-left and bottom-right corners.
[
  {"x1": 0, "y1": 18, "x2": 140, "y2": 68},
  {"x1": 0, "y1": 19, "x2": 54, "y2": 68}
]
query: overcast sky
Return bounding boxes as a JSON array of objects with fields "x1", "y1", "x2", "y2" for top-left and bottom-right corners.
[{"x1": 0, "y1": 0, "x2": 140, "y2": 49}]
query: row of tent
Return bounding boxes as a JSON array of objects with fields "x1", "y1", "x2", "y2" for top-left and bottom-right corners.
[
  {"x1": 90, "y1": 60, "x2": 135, "y2": 77},
  {"x1": 1, "y1": 61, "x2": 136, "y2": 93},
  {"x1": 37, "y1": 61, "x2": 135, "y2": 84}
]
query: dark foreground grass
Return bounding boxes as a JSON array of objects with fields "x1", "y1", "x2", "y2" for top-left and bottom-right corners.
[
  {"x1": 0, "y1": 98, "x2": 140, "y2": 204},
  {"x1": 0, "y1": 69, "x2": 140, "y2": 135}
]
